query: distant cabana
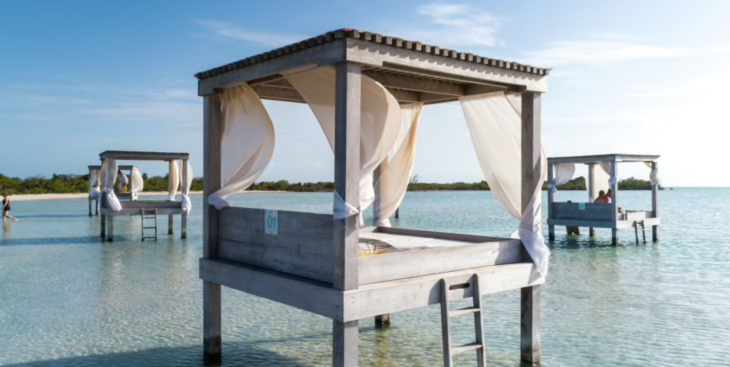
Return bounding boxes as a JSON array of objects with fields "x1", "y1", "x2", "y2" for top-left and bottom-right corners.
[
  {"x1": 98, "y1": 150, "x2": 193, "y2": 241},
  {"x1": 196, "y1": 29, "x2": 551, "y2": 367},
  {"x1": 546, "y1": 154, "x2": 661, "y2": 245},
  {"x1": 87, "y1": 164, "x2": 138, "y2": 216}
]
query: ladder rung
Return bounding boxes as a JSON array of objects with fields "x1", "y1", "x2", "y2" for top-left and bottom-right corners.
[
  {"x1": 451, "y1": 342, "x2": 482, "y2": 355},
  {"x1": 449, "y1": 307, "x2": 480, "y2": 318}
]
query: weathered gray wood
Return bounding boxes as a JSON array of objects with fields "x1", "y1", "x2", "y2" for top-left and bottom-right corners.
[
  {"x1": 548, "y1": 154, "x2": 661, "y2": 165},
  {"x1": 440, "y1": 279, "x2": 454, "y2": 367},
  {"x1": 168, "y1": 214, "x2": 174, "y2": 235},
  {"x1": 547, "y1": 163, "x2": 555, "y2": 241},
  {"x1": 371, "y1": 163, "x2": 391, "y2": 327},
  {"x1": 181, "y1": 159, "x2": 188, "y2": 239},
  {"x1": 119, "y1": 200, "x2": 182, "y2": 209},
  {"x1": 199, "y1": 40, "x2": 346, "y2": 96},
  {"x1": 521, "y1": 91, "x2": 541, "y2": 365},
  {"x1": 588, "y1": 163, "x2": 595, "y2": 237},
  {"x1": 521, "y1": 285, "x2": 541, "y2": 365},
  {"x1": 218, "y1": 208, "x2": 335, "y2": 283},
  {"x1": 203, "y1": 93, "x2": 223, "y2": 362},
  {"x1": 347, "y1": 39, "x2": 548, "y2": 92},
  {"x1": 552, "y1": 202, "x2": 613, "y2": 221},
  {"x1": 333, "y1": 61, "x2": 361, "y2": 367},
  {"x1": 343, "y1": 262, "x2": 542, "y2": 321},
  {"x1": 358, "y1": 239, "x2": 523, "y2": 285},
  {"x1": 374, "y1": 226, "x2": 510, "y2": 243},
  {"x1": 107, "y1": 216, "x2": 114, "y2": 242},
  {"x1": 473, "y1": 275, "x2": 486, "y2": 367},
  {"x1": 88, "y1": 199, "x2": 93, "y2": 217},
  {"x1": 651, "y1": 161, "x2": 659, "y2": 242},
  {"x1": 100, "y1": 213, "x2": 106, "y2": 238},
  {"x1": 200, "y1": 258, "x2": 343, "y2": 319},
  {"x1": 251, "y1": 84, "x2": 306, "y2": 103},
  {"x1": 99, "y1": 151, "x2": 189, "y2": 161},
  {"x1": 364, "y1": 70, "x2": 465, "y2": 95},
  {"x1": 101, "y1": 207, "x2": 185, "y2": 217},
  {"x1": 610, "y1": 159, "x2": 618, "y2": 246}
]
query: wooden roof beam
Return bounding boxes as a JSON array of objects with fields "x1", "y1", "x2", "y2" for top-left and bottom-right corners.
[
  {"x1": 252, "y1": 85, "x2": 306, "y2": 103},
  {"x1": 363, "y1": 71, "x2": 465, "y2": 96}
]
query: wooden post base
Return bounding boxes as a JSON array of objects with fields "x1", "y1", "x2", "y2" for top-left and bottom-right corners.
[
  {"x1": 521, "y1": 285, "x2": 541, "y2": 366},
  {"x1": 203, "y1": 282, "x2": 222, "y2": 364},
  {"x1": 611, "y1": 229, "x2": 618, "y2": 246},
  {"x1": 168, "y1": 214, "x2": 174, "y2": 235},
  {"x1": 589, "y1": 227, "x2": 595, "y2": 237},
  {"x1": 548, "y1": 225, "x2": 555, "y2": 241},
  {"x1": 374, "y1": 314, "x2": 391, "y2": 328},
  {"x1": 652, "y1": 226, "x2": 658, "y2": 242}
]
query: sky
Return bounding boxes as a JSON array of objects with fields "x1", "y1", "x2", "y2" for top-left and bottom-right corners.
[{"x1": 1, "y1": 0, "x2": 729, "y2": 186}]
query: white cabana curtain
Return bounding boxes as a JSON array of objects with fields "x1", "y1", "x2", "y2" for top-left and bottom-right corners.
[
  {"x1": 550, "y1": 163, "x2": 576, "y2": 192},
  {"x1": 130, "y1": 167, "x2": 144, "y2": 201},
  {"x1": 207, "y1": 84, "x2": 276, "y2": 210},
  {"x1": 285, "y1": 66, "x2": 402, "y2": 220},
  {"x1": 373, "y1": 103, "x2": 423, "y2": 227},
  {"x1": 181, "y1": 161, "x2": 194, "y2": 213},
  {"x1": 459, "y1": 92, "x2": 549, "y2": 277},
  {"x1": 168, "y1": 160, "x2": 180, "y2": 201},
  {"x1": 590, "y1": 162, "x2": 612, "y2": 201},
  {"x1": 644, "y1": 162, "x2": 661, "y2": 186},
  {"x1": 89, "y1": 169, "x2": 100, "y2": 199},
  {"x1": 100, "y1": 159, "x2": 122, "y2": 211}
]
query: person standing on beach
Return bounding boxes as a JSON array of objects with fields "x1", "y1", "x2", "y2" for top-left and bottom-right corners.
[{"x1": 2, "y1": 194, "x2": 18, "y2": 221}]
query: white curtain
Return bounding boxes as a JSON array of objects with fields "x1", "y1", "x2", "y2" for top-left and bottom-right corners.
[
  {"x1": 181, "y1": 161, "x2": 194, "y2": 213},
  {"x1": 130, "y1": 167, "x2": 144, "y2": 201},
  {"x1": 550, "y1": 163, "x2": 575, "y2": 192},
  {"x1": 589, "y1": 162, "x2": 612, "y2": 201},
  {"x1": 89, "y1": 169, "x2": 100, "y2": 199},
  {"x1": 373, "y1": 104, "x2": 423, "y2": 226},
  {"x1": 207, "y1": 84, "x2": 276, "y2": 209},
  {"x1": 644, "y1": 162, "x2": 661, "y2": 186},
  {"x1": 168, "y1": 160, "x2": 180, "y2": 201},
  {"x1": 285, "y1": 66, "x2": 402, "y2": 220},
  {"x1": 117, "y1": 172, "x2": 129, "y2": 193},
  {"x1": 459, "y1": 92, "x2": 549, "y2": 277},
  {"x1": 100, "y1": 159, "x2": 122, "y2": 211}
]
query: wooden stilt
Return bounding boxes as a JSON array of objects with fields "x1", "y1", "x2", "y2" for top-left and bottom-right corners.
[
  {"x1": 332, "y1": 61, "x2": 361, "y2": 367},
  {"x1": 611, "y1": 228, "x2": 618, "y2": 246},
  {"x1": 168, "y1": 214, "x2": 174, "y2": 235},
  {"x1": 181, "y1": 214, "x2": 188, "y2": 239},
  {"x1": 100, "y1": 214, "x2": 106, "y2": 238},
  {"x1": 521, "y1": 91, "x2": 542, "y2": 366},
  {"x1": 521, "y1": 285, "x2": 541, "y2": 366},
  {"x1": 548, "y1": 225, "x2": 555, "y2": 241},
  {"x1": 651, "y1": 161, "x2": 659, "y2": 242},
  {"x1": 108, "y1": 216, "x2": 114, "y2": 242},
  {"x1": 89, "y1": 200, "x2": 93, "y2": 217},
  {"x1": 374, "y1": 314, "x2": 391, "y2": 328},
  {"x1": 589, "y1": 227, "x2": 595, "y2": 237},
  {"x1": 203, "y1": 93, "x2": 223, "y2": 363}
]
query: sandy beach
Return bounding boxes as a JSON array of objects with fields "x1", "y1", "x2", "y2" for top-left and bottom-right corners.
[{"x1": 11, "y1": 191, "x2": 204, "y2": 202}]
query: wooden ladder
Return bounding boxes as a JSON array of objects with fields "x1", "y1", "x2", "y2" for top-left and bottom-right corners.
[
  {"x1": 440, "y1": 275, "x2": 486, "y2": 367},
  {"x1": 633, "y1": 219, "x2": 646, "y2": 244},
  {"x1": 141, "y1": 208, "x2": 158, "y2": 241}
]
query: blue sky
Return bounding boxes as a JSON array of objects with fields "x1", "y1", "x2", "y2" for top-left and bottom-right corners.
[{"x1": 1, "y1": 0, "x2": 728, "y2": 186}]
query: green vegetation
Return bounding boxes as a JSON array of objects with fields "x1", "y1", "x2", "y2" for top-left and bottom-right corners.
[{"x1": 0, "y1": 173, "x2": 657, "y2": 195}]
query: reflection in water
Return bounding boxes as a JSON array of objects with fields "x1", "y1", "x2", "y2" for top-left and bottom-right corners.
[{"x1": 1, "y1": 191, "x2": 730, "y2": 367}]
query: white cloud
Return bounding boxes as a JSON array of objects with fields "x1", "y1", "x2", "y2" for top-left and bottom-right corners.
[
  {"x1": 390, "y1": 3, "x2": 503, "y2": 51},
  {"x1": 194, "y1": 20, "x2": 303, "y2": 47},
  {"x1": 523, "y1": 37, "x2": 688, "y2": 67}
]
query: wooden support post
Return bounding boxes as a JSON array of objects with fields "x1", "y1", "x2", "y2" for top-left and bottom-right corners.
[
  {"x1": 89, "y1": 200, "x2": 93, "y2": 217},
  {"x1": 107, "y1": 216, "x2": 114, "y2": 242},
  {"x1": 168, "y1": 214, "x2": 174, "y2": 235},
  {"x1": 182, "y1": 159, "x2": 189, "y2": 239},
  {"x1": 651, "y1": 161, "x2": 659, "y2": 242},
  {"x1": 520, "y1": 91, "x2": 542, "y2": 366},
  {"x1": 610, "y1": 159, "x2": 618, "y2": 246},
  {"x1": 372, "y1": 162, "x2": 392, "y2": 328},
  {"x1": 587, "y1": 163, "x2": 595, "y2": 237},
  {"x1": 333, "y1": 61, "x2": 361, "y2": 367},
  {"x1": 100, "y1": 214, "x2": 106, "y2": 238},
  {"x1": 203, "y1": 93, "x2": 223, "y2": 364},
  {"x1": 547, "y1": 163, "x2": 555, "y2": 241}
]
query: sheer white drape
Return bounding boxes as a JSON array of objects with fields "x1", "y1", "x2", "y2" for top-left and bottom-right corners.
[
  {"x1": 550, "y1": 163, "x2": 576, "y2": 192},
  {"x1": 285, "y1": 66, "x2": 402, "y2": 220},
  {"x1": 590, "y1": 162, "x2": 612, "y2": 200},
  {"x1": 644, "y1": 162, "x2": 661, "y2": 185},
  {"x1": 100, "y1": 159, "x2": 122, "y2": 211},
  {"x1": 181, "y1": 161, "x2": 194, "y2": 213},
  {"x1": 207, "y1": 84, "x2": 276, "y2": 209},
  {"x1": 373, "y1": 104, "x2": 423, "y2": 227},
  {"x1": 168, "y1": 160, "x2": 180, "y2": 201},
  {"x1": 130, "y1": 167, "x2": 144, "y2": 201},
  {"x1": 89, "y1": 169, "x2": 100, "y2": 199},
  {"x1": 459, "y1": 92, "x2": 549, "y2": 277}
]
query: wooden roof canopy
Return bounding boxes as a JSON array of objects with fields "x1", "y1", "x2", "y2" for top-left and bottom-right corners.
[
  {"x1": 99, "y1": 151, "x2": 189, "y2": 161},
  {"x1": 195, "y1": 28, "x2": 551, "y2": 105},
  {"x1": 88, "y1": 165, "x2": 135, "y2": 170},
  {"x1": 548, "y1": 154, "x2": 660, "y2": 165}
]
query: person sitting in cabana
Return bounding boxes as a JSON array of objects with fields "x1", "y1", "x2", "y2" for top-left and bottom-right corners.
[
  {"x1": 117, "y1": 169, "x2": 129, "y2": 193},
  {"x1": 594, "y1": 190, "x2": 610, "y2": 204}
]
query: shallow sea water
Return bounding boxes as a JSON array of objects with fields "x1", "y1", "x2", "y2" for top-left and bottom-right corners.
[{"x1": 1, "y1": 189, "x2": 729, "y2": 366}]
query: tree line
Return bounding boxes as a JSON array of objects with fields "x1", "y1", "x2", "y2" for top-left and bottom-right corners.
[{"x1": 0, "y1": 173, "x2": 658, "y2": 195}]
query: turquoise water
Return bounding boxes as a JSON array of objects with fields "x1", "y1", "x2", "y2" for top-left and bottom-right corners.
[{"x1": 1, "y1": 189, "x2": 729, "y2": 366}]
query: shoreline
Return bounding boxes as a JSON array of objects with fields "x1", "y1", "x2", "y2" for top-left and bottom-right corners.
[{"x1": 9, "y1": 191, "x2": 283, "y2": 202}]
